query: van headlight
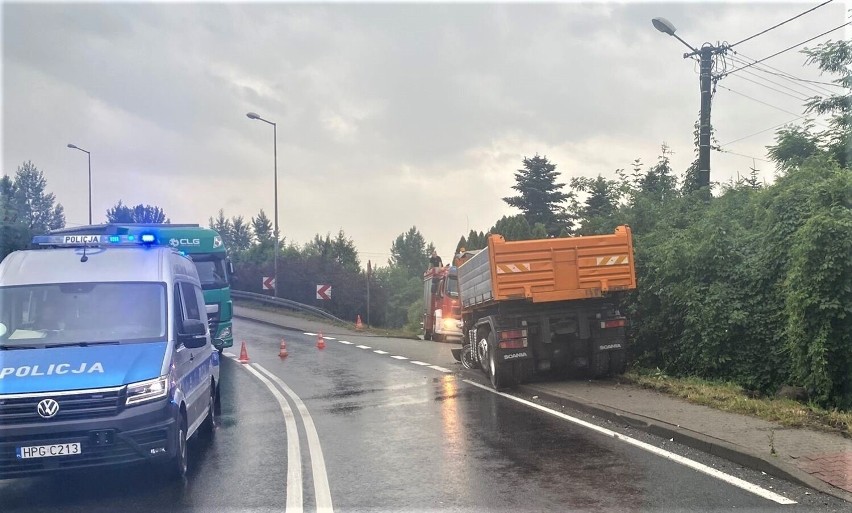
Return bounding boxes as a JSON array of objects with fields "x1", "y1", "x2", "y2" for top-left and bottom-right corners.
[{"x1": 126, "y1": 376, "x2": 169, "y2": 406}]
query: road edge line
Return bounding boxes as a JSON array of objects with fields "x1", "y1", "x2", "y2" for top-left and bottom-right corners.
[
  {"x1": 231, "y1": 359, "x2": 303, "y2": 513},
  {"x1": 518, "y1": 384, "x2": 852, "y2": 504},
  {"x1": 255, "y1": 364, "x2": 335, "y2": 513},
  {"x1": 465, "y1": 380, "x2": 797, "y2": 505}
]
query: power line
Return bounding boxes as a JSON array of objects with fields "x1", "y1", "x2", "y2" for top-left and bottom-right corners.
[
  {"x1": 732, "y1": 53, "x2": 839, "y2": 96},
  {"x1": 715, "y1": 148, "x2": 772, "y2": 162},
  {"x1": 720, "y1": 21, "x2": 852, "y2": 78},
  {"x1": 718, "y1": 115, "x2": 810, "y2": 147},
  {"x1": 740, "y1": 68, "x2": 818, "y2": 99},
  {"x1": 718, "y1": 85, "x2": 831, "y2": 130},
  {"x1": 718, "y1": 84, "x2": 808, "y2": 117},
  {"x1": 728, "y1": 55, "x2": 832, "y2": 97},
  {"x1": 728, "y1": 73, "x2": 811, "y2": 102},
  {"x1": 729, "y1": 0, "x2": 835, "y2": 48}
]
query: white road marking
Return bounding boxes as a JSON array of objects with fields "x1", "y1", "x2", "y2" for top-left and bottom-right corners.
[
  {"x1": 463, "y1": 380, "x2": 797, "y2": 505},
  {"x1": 223, "y1": 352, "x2": 236, "y2": 358},
  {"x1": 373, "y1": 350, "x2": 389, "y2": 355},
  {"x1": 240, "y1": 363, "x2": 303, "y2": 513},
  {"x1": 429, "y1": 365, "x2": 452, "y2": 373},
  {"x1": 303, "y1": 332, "x2": 317, "y2": 336},
  {"x1": 390, "y1": 356, "x2": 408, "y2": 360},
  {"x1": 324, "y1": 337, "x2": 337, "y2": 340},
  {"x1": 410, "y1": 361, "x2": 431, "y2": 366},
  {"x1": 338, "y1": 341, "x2": 354, "y2": 345},
  {"x1": 256, "y1": 365, "x2": 335, "y2": 513},
  {"x1": 356, "y1": 345, "x2": 372, "y2": 349}
]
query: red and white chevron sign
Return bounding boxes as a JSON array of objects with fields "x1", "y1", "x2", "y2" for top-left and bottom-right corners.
[{"x1": 316, "y1": 284, "x2": 332, "y2": 300}]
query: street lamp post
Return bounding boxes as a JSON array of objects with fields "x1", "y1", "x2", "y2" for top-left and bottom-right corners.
[
  {"x1": 246, "y1": 112, "x2": 279, "y2": 297},
  {"x1": 652, "y1": 17, "x2": 725, "y2": 189},
  {"x1": 66, "y1": 144, "x2": 92, "y2": 224}
]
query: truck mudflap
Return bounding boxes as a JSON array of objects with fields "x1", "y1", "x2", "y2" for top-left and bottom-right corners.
[{"x1": 451, "y1": 348, "x2": 462, "y2": 361}]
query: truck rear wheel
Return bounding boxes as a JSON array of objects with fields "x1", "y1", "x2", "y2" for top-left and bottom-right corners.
[
  {"x1": 460, "y1": 344, "x2": 476, "y2": 370},
  {"x1": 486, "y1": 334, "x2": 514, "y2": 390}
]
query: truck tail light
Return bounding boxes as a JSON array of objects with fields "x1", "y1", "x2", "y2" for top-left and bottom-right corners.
[
  {"x1": 600, "y1": 319, "x2": 627, "y2": 329},
  {"x1": 499, "y1": 329, "x2": 527, "y2": 340},
  {"x1": 498, "y1": 329, "x2": 528, "y2": 349}
]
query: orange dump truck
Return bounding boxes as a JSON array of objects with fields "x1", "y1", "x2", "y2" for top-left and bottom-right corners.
[{"x1": 451, "y1": 226, "x2": 637, "y2": 389}]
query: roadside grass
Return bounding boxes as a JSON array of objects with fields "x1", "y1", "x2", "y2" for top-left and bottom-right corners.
[
  {"x1": 233, "y1": 298, "x2": 420, "y2": 339},
  {"x1": 623, "y1": 368, "x2": 851, "y2": 437}
]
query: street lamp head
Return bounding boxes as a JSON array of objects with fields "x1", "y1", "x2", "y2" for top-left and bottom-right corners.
[
  {"x1": 67, "y1": 143, "x2": 78, "y2": 149},
  {"x1": 652, "y1": 17, "x2": 677, "y2": 36},
  {"x1": 246, "y1": 112, "x2": 261, "y2": 120}
]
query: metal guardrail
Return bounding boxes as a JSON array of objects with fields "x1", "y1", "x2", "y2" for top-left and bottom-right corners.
[{"x1": 231, "y1": 290, "x2": 348, "y2": 324}]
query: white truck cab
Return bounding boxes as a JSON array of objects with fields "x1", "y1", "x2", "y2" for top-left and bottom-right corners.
[{"x1": 0, "y1": 233, "x2": 220, "y2": 479}]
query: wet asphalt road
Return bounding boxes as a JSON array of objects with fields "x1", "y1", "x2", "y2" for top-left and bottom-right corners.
[{"x1": 1, "y1": 318, "x2": 848, "y2": 512}]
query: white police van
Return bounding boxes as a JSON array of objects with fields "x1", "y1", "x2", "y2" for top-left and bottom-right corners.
[{"x1": 0, "y1": 232, "x2": 220, "y2": 479}]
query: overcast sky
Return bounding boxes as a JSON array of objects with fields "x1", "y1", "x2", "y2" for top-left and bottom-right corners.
[{"x1": 3, "y1": 2, "x2": 848, "y2": 264}]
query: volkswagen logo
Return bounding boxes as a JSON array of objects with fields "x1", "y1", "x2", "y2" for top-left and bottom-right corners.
[{"x1": 37, "y1": 398, "x2": 60, "y2": 419}]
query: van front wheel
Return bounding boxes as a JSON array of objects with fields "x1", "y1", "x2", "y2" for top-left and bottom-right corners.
[
  {"x1": 200, "y1": 382, "x2": 217, "y2": 440},
  {"x1": 168, "y1": 414, "x2": 189, "y2": 478}
]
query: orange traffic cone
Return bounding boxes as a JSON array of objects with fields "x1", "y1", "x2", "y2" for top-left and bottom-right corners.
[
  {"x1": 238, "y1": 341, "x2": 250, "y2": 364},
  {"x1": 355, "y1": 315, "x2": 364, "y2": 331},
  {"x1": 316, "y1": 332, "x2": 326, "y2": 350},
  {"x1": 278, "y1": 339, "x2": 289, "y2": 359}
]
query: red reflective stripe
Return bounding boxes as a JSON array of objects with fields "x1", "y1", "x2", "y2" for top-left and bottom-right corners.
[{"x1": 601, "y1": 319, "x2": 627, "y2": 329}]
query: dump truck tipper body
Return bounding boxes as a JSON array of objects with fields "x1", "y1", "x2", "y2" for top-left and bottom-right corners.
[{"x1": 455, "y1": 226, "x2": 636, "y2": 389}]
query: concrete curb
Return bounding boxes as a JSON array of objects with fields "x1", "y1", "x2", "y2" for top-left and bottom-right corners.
[{"x1": 519, "y1": 384, "x2": 852, "y2": 503}]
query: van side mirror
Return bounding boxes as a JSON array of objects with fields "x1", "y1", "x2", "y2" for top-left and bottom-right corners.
[{"x1": 179, "y1": 319, "x2": 207, "y2": 348}]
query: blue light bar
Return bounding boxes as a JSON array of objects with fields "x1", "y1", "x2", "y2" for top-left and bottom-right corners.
[
  {"x1": 108, "y1": 235, "x2": 121, "y2": 243},
  {"x1": 140, "y1": 233, "x2": 156, "y2": 243}
]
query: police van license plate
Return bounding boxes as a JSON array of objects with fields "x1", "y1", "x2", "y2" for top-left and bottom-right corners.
[{"x1": 17, "y1": 443, "x2": 81, "y2": 459}]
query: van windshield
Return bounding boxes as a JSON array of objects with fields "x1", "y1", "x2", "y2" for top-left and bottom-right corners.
[{"x1": 0, "y1": 282, "x2": 167, "y2": 348}]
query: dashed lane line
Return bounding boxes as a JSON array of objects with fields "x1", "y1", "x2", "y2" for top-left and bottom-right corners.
[{"x1": 269, "y1": 327, "x2": 452, "y2": 375}]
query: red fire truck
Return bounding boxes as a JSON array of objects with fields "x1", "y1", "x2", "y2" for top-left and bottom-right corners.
[{"x1": 422, "y1": 265, "x2": 463, "y2": 342}]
